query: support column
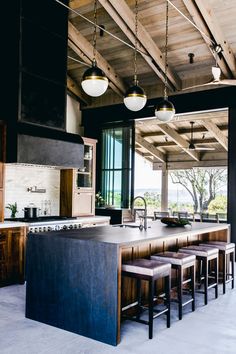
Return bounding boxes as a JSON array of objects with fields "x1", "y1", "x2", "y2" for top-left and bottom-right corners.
[{"x1": 161, "y1": 164, "x2": 168, "y2": 211}]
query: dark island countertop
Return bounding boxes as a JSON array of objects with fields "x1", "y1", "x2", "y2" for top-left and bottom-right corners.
[
  {"x1": 31, "y1": 220, "x2": 230, "y2": 246},
  {"x1": 26, "y1": 220, "x2": 230, "y2": 346}
]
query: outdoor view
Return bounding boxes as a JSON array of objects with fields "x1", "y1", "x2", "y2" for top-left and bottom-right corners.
[{"x1": 134, "y1": 153, "x2": 227, "y2": 217}]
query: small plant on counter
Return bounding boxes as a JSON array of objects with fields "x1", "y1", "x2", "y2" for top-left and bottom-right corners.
[
  {"x1": 6, "y1": 202, "x2": 18, "y2": 218},
  {"x1": 95, "y1": 191, "x2": 105, "y2": 207}
]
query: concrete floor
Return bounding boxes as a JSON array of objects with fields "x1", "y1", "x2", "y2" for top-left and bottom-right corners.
[{"x1": 0, "y1": 283, "x2": 236, "y2": 354}]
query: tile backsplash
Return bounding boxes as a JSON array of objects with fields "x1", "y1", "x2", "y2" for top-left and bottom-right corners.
[{"x1": 5, "y1": 164, "x2": 60, "y2": 218}]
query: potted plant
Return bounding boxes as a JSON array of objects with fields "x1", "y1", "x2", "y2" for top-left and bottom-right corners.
[
  {"x1": 95, "y1": 192, "x2": 105, "y2": 207},
  {"x1": 6, "y1": 202, "x2": 18, "y2": 218}
]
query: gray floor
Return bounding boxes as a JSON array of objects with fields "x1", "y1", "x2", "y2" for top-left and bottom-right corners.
[{"x1": 0, "y1": 283, "x2": 236, "y2": 354}]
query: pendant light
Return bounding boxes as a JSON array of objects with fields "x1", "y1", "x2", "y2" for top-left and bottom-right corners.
[
  {"x1": 124, "y1": 0, "x2": 147, "y2": 111},
  {"x1": 155, "y1": 0, "x2": 175, "y2": 122},
  {"x1": 81, "y1": 0, "x2": 108, "y2": 97}
]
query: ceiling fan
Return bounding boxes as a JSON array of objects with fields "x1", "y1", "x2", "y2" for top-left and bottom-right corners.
[
  {"x1": 185, "y1": 121, "x2": 215, "y2": 151},
  {"x1": 183, "y1": 66, "x2": 236, "y2": 90}
]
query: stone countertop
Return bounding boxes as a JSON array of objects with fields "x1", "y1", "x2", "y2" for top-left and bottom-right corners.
[
  {"x1": 0, "y1": 221, "x2": 28, "y2": 228},
  {"x1": 30, "y1": 220, "x2": 230, "y2": 246}
]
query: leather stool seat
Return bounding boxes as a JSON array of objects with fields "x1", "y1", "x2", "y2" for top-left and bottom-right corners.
[
  {"x1": 122, "y1": 258, "x2": 171, "y2": 339},
  {"x1": 200, "y1": 241, "x2": 235, "y2": 251},
  {"x1": 122, "y1": 258, "x2": 171, "y2": 277},
  {"x1": 151, "y1": 252, "x2": 195, "y2": 266},
  {"x1": 179, "y1": 245, "x2": 218, "y2": 258},
  {"x1": 151, "y1": 252, "x2": 196, "y2": 320}
]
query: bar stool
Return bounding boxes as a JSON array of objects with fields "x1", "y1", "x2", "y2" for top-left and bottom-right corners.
[
  {"x1": 179, "y1": 245, "x2": 219, "y2": 305},
  {"x1": 151, "y1": 252, "x2": 196, "y2": 320},
  {"x1": 199, "y1": 241, "x2": 235, "y2": 294},
  {"x1": 122, "y1": 258, "x2": 171, "y2": 339}
]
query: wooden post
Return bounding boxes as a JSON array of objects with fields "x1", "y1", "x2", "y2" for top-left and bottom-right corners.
[{"x1": 161, "y1": 164, "x2": 168, "y2": 212}]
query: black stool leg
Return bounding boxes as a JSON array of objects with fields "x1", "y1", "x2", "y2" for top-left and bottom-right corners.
[
  {"x1": 231, "y1": 251, "x2": 235, "y2": 289},
  {"x1": 136, "y1": 278, "x2": 142, "y2": 319},
  {"x1": 223, "y1": 252, "x2": 226, "y2": 294},
  {"x1": 204, "y1": 259, "x2": 208, "y2": 305},
  {"x1": 177, "y1": 266, "x2": 183, "y2": 320},
  {"x1": 191, "y1": 264, "x2": 195, "y2": 312},
  {"x1": 166, "y1": 275, "x2": 171, "y2": 328},
  {"x1": 148, "y1": 279, "x2": 154, "y2": 339},
  {"x1": 215, "y1": 256, "x2": 218, "y2": 299}
]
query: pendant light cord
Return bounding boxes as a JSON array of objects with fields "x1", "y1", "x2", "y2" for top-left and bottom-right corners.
[
  {"x1": 164, "y1": 0, "x2": 169, "y2": 99},
  {"x1": 134, "y1": 0, "x2": 138, "y2": 84},
  {"x1": 92, "y1": 0, "x2": 97, "y2": 65}
]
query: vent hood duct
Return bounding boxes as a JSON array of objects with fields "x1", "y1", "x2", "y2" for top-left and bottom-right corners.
[{"x1": 6, "y1": 123, "x2": 84, "y2": 168}]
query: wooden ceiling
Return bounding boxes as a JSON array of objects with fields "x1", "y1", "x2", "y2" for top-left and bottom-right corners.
[
  {"x1": 135, "y1": 108, "x2": 228, "y2": 168},
  {"x1": 67, "y1": 0, "x2": 236, "y2": 108}
]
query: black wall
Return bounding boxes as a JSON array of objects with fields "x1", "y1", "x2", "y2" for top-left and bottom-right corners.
[
  {"x1": 83, "y1": 87, "x2": 236, "y2": 247},
  {"x1": 1, "y1": 0, "x2": 68, "y2": 130}
]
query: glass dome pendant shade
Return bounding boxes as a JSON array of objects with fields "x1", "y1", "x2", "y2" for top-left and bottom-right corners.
[
  {"x1": 155, "y1": 97, "x2": 175, "y2": 122},
  {"x1": 81, "y1": 59, "x2": 108, "y2": 97},
  {"x1": 124, "y1": 79, "x2": 147, "y2": 111}
]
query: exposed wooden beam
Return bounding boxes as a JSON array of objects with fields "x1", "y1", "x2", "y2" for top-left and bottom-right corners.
[
  {"x1": 154, "y1": 159, "x2": 227, "y2": 170},
  {"x1": 67, "y1": 75, "x2": 91, "y2": 105},
  {"x1": 157, "y1": 124, "x2": 200, "y2": 161},
  {"x1": 140, "y1": 124, "x2": 228, "y2": 138},
  {"x1": 182, "y1": 0, "x2": 235, "y2": 78},
  {"x1": 68, "y1": 21, "x2": 127, "y2": 97},
  {"x1": 154, "y1": 138, "x2": 217, "y2": 148},
  {"x1": 201, "y1": 120, "x2": 228, "y2": 151},
  {"x1": 69, "y1": 0, "x2": 91, "y2": 9},
  {"x1": 135, "y1": 134, "x2": 166, "y2": 162},
  {"x1": 99, "y1": 0, "x2": 181, "y2": 91},
  {"x1": 135, "y1": 109, "x2": 228, "y2": 127}
]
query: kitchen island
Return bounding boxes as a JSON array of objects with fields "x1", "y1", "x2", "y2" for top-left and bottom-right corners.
[{"x1": 25, "y1": 221, "x2": 230, "y2": 346}]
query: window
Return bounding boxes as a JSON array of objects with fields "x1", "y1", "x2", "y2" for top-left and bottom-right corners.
[{"x1": 101, "y1": 126, "x2": 133, "y2": 208}]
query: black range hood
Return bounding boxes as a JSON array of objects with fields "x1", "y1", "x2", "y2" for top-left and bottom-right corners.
[{"x1": 6, "y1": 123, "x2": 84, "y2": 168}]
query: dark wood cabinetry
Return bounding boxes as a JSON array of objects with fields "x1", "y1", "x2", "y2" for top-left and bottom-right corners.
[{"x1": 0, "y1": 227, "x2": 26, "y2": 287}]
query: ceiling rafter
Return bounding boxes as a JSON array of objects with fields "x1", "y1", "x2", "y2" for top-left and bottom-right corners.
[
  {"x1": 200, "y1": 120, "x2": 228, "y2": 151},
  {"x1": 67, "y1": 75, "x2": 91, "y2": 105},
  {"x1": 153, "y1": 137, "x2": 217, "y2": 148},
  {"x1": 182, "y1": 0, "x2": 235, "y2": 78},
  {"x1": 157, "y1": 124, "x2": 200, "y2": 161},
  {"x1": 68, "y1": 21, "x2": 127, "y2": 97},
  {"x1": 98, "y1": 0, "x2": 181, "y2": 91},
  {"x1": 135, "y1": 134, "x2": 166, "y2": 163},
  {"x1": 140, "y1": 124, "x2": 228, "y2": 138}
]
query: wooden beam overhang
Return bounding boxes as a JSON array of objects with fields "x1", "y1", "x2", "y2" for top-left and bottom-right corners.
[
  {"x1": 201, "y1": 120, "x2": 228, "y2": 151},
  {"x1": 157, "y1": 124, "x2": 200, "y2": 161},
  {"x1": 140, "y1": 124, "x2": 228, "y2": 138},
  {"x1": 135, "y1": 134, "x2": 166, "y2": 163},
  {"x1": 68, "y1": 21, "x2": 127, "y2": 97},
  {"x1": 153, "y1": 159, "x2": 227, "y2": 170},
  {"x1": 98, "y1": 0, "x2": 181, "y2": 91},
  {"x1": 182, "y1": 0, "x2": 236, "y2": 78},
  {"x1": 67, "y1": 75, "x2": 91, "y2": 105}
]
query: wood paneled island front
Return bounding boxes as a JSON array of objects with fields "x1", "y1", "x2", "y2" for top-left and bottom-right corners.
[{"x1": 25, "y1": 221, "x2": 230, "y2": 346}]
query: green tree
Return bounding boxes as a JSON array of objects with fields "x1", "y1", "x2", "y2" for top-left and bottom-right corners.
[
  {"x1": 208, "y1": 195, "x2": 227, "y2": 213},
  {"x1": 170, "y1": 168, "x2": 227, "y2": 213}
]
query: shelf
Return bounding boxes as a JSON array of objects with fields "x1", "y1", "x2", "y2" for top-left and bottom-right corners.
[
  {"x1": 84, "y1": 157, "x2": 92, "y2": 161},
  {"x1": 77, "y1": 171, "x2": 91, "y2": 175}
]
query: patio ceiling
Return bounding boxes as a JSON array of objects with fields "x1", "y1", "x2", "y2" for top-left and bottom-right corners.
[{"x1": 135, "y1": 109, "x2": 228, "y2": 169}]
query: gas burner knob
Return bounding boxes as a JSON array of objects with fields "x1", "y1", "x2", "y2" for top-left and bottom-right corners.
[
  {"x1": 69, "y1": 225, "x2": 73, "y2": 229},
  {"x1": 43, "y1": 227, "x2": 47, "y2": 232},
  {"x1": 29, "y1": 228, "x2": 33, "y2": 233},
  {"x1": 63, "y1": 225, "x2": 68, "y2": 230},
  {"x1": 48, "y1": 226, "x2": 52, "y2": 231},
  {"x1": 74, "y1": 224, "x2": 78, "y2": 229},
  {"x1": 39, "y1": 227, "x2": 42, "y2": 232},
  {"x1": 78, "y1": 224, "x2": 82, "y2": 229},
  {"x1": 34, "y1": 228, "x2": 38, "y2": 233}
]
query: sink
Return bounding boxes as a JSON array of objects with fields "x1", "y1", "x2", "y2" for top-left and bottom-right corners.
[{"x1": 112, "y1": 224, "x2": 141, "y2": 228}]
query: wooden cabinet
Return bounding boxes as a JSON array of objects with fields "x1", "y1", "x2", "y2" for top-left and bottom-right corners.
[
  {"x1": 0, "y1": 227, "x2": 26, "y2": 287},
  {"x1": 60, "y1": 137, "x2": 97, "y2": 217}
]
